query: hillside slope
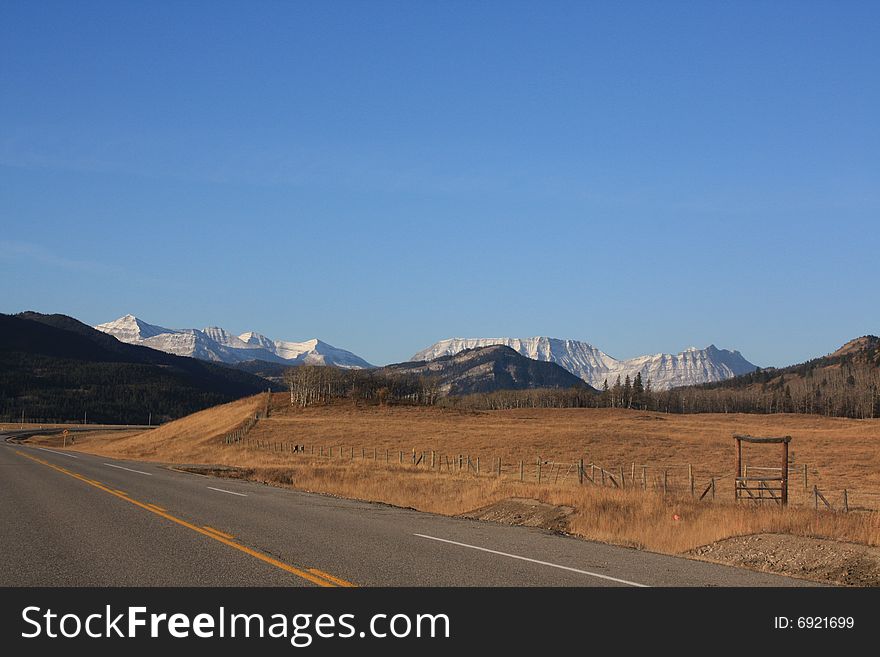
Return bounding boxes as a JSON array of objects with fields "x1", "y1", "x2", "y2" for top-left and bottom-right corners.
[
  {"x1": 70, "y1": 394, "x2": 266, "y2": 460},
  {"x1": 675, "y1": 335, "x2": 880, "y2": 417},
  {"x1": 1, "y1": 312, "x2": 275, "y2": 424}
]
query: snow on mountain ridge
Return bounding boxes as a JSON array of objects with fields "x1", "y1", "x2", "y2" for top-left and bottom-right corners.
[
  {"x1": 412, "y1": 337, "x2": 757, "y2": 390},
  {"x1": 95, "y1": 314, "x2": 170, "y2": 342},
  {"x1": 238, "y1": 331, "x2": 276, "y2": 350},
  {"x1": 95, "y1": 315, "x2": 373, "y2": 369},
  {"x1": 203, "y1": 326, "x2": 257, "y2": 350}
]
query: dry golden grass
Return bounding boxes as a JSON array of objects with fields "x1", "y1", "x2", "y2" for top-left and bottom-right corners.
[
  {"x1": 0, "y1": 422, "x2": 128, "y2": 431},
  {"x1": 245, "y1": 397, "x2": 880, "y2": 508},
  {"x1": 68, "y1": 394, "x2": 265, "y2": 461},
  {"x1": 68, "y1": 394, "x2": 880, "y2": 555},
  {"x1": 179, "y1": 453, "x2": 880, "y2": 554},
  {"x1": 27, "y1": 429, "x2": 144, "y2": 446}
]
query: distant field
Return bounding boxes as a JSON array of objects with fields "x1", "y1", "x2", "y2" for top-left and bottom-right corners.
[
  {"x1": 249, "y1": 399, "x2": 880, "y2": 508},
  {"x1": 1, "y1": 422, "x2": 150, "y2": 433},
  {"x1": 60, "y1": 393, "x2": 880, "y2": 558},
  {"x1": 24, "y1": 428, "x2": 144, "y2": 444}
]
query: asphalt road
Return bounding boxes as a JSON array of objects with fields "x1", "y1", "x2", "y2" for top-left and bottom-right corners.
[{"x1": 0, "y1": 438, "x2": 816, "y2": 587}]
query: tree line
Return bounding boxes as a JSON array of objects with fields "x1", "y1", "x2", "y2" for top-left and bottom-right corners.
[
  {"x1": 284, "y1": 366, "x2": 441, "y2": 407},
  {"x1": 282, "y1": 361, "x2": 879, "y2": 419},
  {"x1": 0, "y1": 352, "x2": 240, "y2": 425}
]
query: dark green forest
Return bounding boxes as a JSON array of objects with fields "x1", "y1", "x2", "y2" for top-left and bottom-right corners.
[{"x1": 0, "y1": 313, "x2": 275, "y2": 424}]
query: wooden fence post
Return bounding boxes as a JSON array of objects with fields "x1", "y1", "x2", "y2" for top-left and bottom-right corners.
[
  {"x1": 689, "y1": 464, "x2": 694, "y2": 497},
  {"x1": 781, "y1": 438, "x2": 789, "y2": 506},
  {"x1": 663, "y1": 470, "x2": 668, "y2": 495},
  {"x1": 537, "y1": 459, "x2": 542, "y2": 483},
  {"x1": 642, "y1": 466, "x2": 647, "y2": 491},
  {"x1": 735, "y1": 437, "x2": 743, "y2": 499},
  {"x1": 476, "y1": 457, "x2": 480, "y2": 475},
  {"x1": 578, "y1": 459, "x2": 584, "y2": 485},
  {"x1": 619, "y1": 466, "x2": 625, "y2": 490},
  {"x1": 520, "y1": 460, "x2": 524, "y2": 482}
]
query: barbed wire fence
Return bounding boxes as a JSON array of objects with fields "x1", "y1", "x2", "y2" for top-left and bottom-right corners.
[{"x1": 216, "y1": 430, "x2": 875, "y2": 512}]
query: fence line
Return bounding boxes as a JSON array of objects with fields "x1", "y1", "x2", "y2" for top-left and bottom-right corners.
[
  {"x1": 216, "y1": 437, "x2": 748, "y2": 502},
  {"x1": 216, "y1": 432, "x2": 870, "y2": 510}
]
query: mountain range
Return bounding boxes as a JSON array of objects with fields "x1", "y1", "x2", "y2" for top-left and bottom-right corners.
[
  {"x1": 95, "y1": 315, "x2": 372, "y2": 369},
  {"x1": 382, "y1": 345, "x2": 591, "y2": 396},
  {"x1": 1, "y1": 312, "x2": 275, "y2": 424},
  {"x1": 412, "y1": 337, "x2": 757, "y2": 390},
  {"x1": 93, "y1": 316, "x2": 757, "y2": 390},
  {"x1": 4, "y1": 309, "x2": 873, "y2": 419}
]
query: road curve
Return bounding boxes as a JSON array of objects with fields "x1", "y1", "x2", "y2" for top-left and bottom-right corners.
[{"x1": 0, "y1": 437, "x2": 816, "y2": 587}]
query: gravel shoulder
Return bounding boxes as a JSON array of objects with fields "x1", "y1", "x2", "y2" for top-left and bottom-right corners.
[
  {"x1": 689, "y1": 533, "x2": 880, "y2": 586},
  {"x1": 461, "y1": 498, "x2": 878, "y2": 586}
]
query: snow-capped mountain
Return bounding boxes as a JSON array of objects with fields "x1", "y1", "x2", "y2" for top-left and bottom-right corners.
[
  {"x1": 95, "y1": 315, "x2": 373, "y2": 369},
  {"x1": 411, "y1": 337, "x2": 756, "y2": 390},
  {"x1": 383, "y1": 345, "x2": 588, "y2": 396}
]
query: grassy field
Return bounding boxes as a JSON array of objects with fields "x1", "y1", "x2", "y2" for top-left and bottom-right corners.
[
  {"x1": 60, "y1": 393, "x2": 880, "y2": 556},
  {"x1": 249, "y1": 396, "x2": 875, "y2": 508}
]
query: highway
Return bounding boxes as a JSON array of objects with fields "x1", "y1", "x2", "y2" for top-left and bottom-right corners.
[{"x1": 0, "y1": 437, "x2": 816, "y2": 587}]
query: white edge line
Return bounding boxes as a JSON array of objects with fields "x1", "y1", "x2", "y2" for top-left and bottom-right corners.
[
  {"x1": 414, "y1": 534, "x2": 649, "y2": 587},
  {"x1": 103, "y1": 462, "x2": 152, "y2": 476},
  {"x1": 207, "y1": 486, "x2": 248, "y2": 497},
  {"x1": 38, "y1": 447, "x2": 79, "y2": 458}
]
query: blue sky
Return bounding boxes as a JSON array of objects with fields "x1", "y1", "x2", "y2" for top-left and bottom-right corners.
[{"x1": 1, "y1": 1, "x2": 878, "y2": 366}]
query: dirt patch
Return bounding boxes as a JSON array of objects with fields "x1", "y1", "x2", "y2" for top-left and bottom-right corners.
[
  {"x1": 632, "y1": 414, "x2": 667, "y2": 421},
  {"x1": 173, "y1": 464, "x2": 296, "y2": 486},
  {"x1": 691, "y1": 533, "x2": 880, "y2": 586},
  {"x1": 460, "y1": 497, "x2": 574, "y2": 533},
  {"x1": 173, "y1": 465, "x2": 255, "y2": 479}
]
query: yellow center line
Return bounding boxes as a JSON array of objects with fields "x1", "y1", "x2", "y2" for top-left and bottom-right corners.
[
  {"x1": 308, "y1": 568, "x2": 357, "y2": 587},
  {"x1": 202, "y1": 525, "x2": 235, "y2": 539},
  {"x1": 15, "y1": 451, "x2": 345, "y2": 588},
  {"x1": 146, "y1": 503, "x2": 167, "y2": 512}
]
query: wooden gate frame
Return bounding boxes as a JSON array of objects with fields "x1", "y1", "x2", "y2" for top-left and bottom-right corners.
[{"x1": 734, "y1": 434, "x2": 791, "y2": 506}]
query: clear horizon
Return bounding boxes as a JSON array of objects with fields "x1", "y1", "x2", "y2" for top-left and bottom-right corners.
[
  {"x1": 2, "y1": 1, "x2": 878, "y2": 367},
  {"x1": 4, "y1": 308, "x2": 870, "y2": 369}
]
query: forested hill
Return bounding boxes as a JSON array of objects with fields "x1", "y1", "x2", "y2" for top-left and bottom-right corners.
[
  {"x1": 0, "y1": 312, "x2": 277, "y2": 424},
  {"x1": 672, "y1": 335, "x2": 879, "y2": 417},
  {"x1": 697, "y1": 336, "x2": 879, "y2": 390},
  {"x1": 381, "y1": 345, "x2": 594, "y2": 396}
]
